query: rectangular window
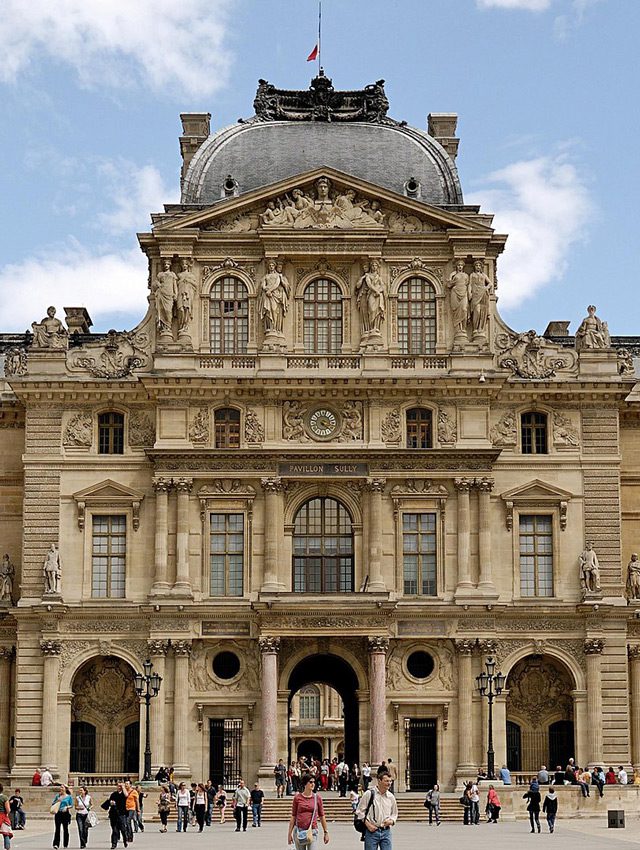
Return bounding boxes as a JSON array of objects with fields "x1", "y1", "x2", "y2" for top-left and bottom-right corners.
[
  {"x1": 403, "y1": 512, "x2": 437, "y2": 596},
  {"x1": 91, "y1": 515, "x2": 126, "y2": 598},
  {"x1": 519, "y1": 514, "x2": 553, "y2": 597},
  {"x1": 210, "y1": 513, "x2": 244, "y2": 596}
]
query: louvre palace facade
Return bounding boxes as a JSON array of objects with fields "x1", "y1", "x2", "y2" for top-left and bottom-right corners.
[{"x1": 0, "y1": 73, "x2": 639, "y2": 792}]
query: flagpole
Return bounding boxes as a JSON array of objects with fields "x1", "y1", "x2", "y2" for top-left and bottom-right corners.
[{"x1": 318, "y1": 0, "x2": 322, "y2": 72}]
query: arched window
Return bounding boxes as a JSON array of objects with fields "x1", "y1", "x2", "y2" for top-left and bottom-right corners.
[
  {"x1": 397, "y1": 277, "x2": 436, "y2": 354},
  {"x1": 406, "y1": 408, "x2": 433, "y2": 449},
  {"x1": 214, "y1": 408, "x2": 241, "y2": 448},
  {"x1": 521, "y1": 412, "x2": 548, "y2": 454},
  {"x1": 98, "y1": 412, "x2": 124, "y2": 454},
  {"x1": 293, "y1": 497, "x2": 354, "y2": 592},
  {"x1": 209, "y1": 276, "x2": 249, "y2": 354},
  {"x1": 303, "y1": 279, "x2": 343, "y2": 354},
  {"x1": 298, "y1": 685, "x2": 321, "y2": 726}
]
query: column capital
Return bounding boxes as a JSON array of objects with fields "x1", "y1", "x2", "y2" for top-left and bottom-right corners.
[
  {"x1": 260, "y1": 477, "x2": 286, "y2": 494},
  {"x1": 174, "y1": 477, "x2": 193, "y2": 493},
  {"x1": 629, "y1": 644, "x2": 640, "y2": 660},
  {"x1": 454, "y1": 639, "x2": 476, "y2": 655},
  {"x1": 153, "y1": 477, "x2": 172, "y2": 493},
  {"x1": 0, "y1": 645, "x2": 15, "y2": 661},
  {"x1": 454, "y1": 477, "x2": 473, "y2": 492},
  {"x1": 476, "y1": 477, "x2": 495, "y2": 493},
  {"x1": 40, "y1": 639, "x2": 62, "y2": 656},
  {"x1": 259, "y1": 636, "x2": 281, "y2": 654},
  {"x1": 172, "y1": 639, "x2": 192, "y2": 656},
  {"x1": 584, "y1": 638, "x2": 605, "y2": 655},
  {"x1": 367, "y1": 636, "x2": 390, "y2": 654},
  {"x1": 364, "y1": 478, "x2": 387, "y2": 493},
  {"x1": 148, "y1": 639, "x2": 170, "y2": 657},
  {"x1": 476, "y1": 638, "x2": 498, "y2": 655}
]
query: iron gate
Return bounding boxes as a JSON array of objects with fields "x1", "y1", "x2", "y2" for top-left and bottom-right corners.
[
  {"x1": 210, "y1": 718, "x2": 243, "y2": 789},
  {"x1": 549, "y1": 720, "x2": 574, "y2": 770},
  {"x1": 404, "y1": 717, "x2": 437, "y2": 791},
  {"x1": 506, "y1": 720, "x2": 522, "y2": 771}
]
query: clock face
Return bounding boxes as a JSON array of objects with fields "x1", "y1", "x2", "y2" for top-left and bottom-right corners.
[{"x1": 308, "y1": 407, "x2": 339, "y2": 439}]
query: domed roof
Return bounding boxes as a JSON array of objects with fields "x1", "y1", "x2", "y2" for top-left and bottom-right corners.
[{"x1": 181, "y1": 76, "x2": 463, "y2": 207}]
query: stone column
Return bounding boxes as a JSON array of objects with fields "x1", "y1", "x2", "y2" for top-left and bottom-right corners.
[
  {"x1": 260, "y1": 479, "x2": 285, "y2": 592},
  {"x1": 148, "y1": 640, "x2": 169, "y2": 773},
  {"x1": 0, "y1": 647, "x2": 14, "y2": 773},
  {"x1": 368, "y1": 636, "x2": 389, "y2": 766},
  {"x1": 365, "y1": 479, "x2": 387, "y2": 592},
  {"x1": 493, "y1": 691, "x2": 507, "y2": 772},
  {"x1": 151, "y1": 478, "x2": 171, "y2": 594},
  {"x1": 173, "y1": 478, "x2": 193, "y2": 595},
  {"x1": 455, "y1": 640, "x2": 475, "y2": 777},
  {"x1": 477, "y1": 478, "x2": 496, "y2": 594},
  {"x1": 454, "y1": 479, "x2": 473, "y2": 597},
  {"x1": 629, "y1": 645, "x2": 640, "y2": 770},
  {"x1": 40, "y1": 640, "x2": 62, "y2": 775},
  {"x1": 172, "y1": 640, "x2": 192, "y2": 777},
  {"x1": 259, "y1": 637, "x2": 280, "y2": 775},
  {"x1": 584, "y1": 638, "x2": 604, "y2": 766}
]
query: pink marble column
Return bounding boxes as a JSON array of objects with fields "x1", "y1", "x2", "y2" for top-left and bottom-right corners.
[
  {"x1": 368, "y1": 637, "x2": 389, "y2": 766},
  {"x1": 259, "y1": 637, "x2": 280, "y2": 768}
]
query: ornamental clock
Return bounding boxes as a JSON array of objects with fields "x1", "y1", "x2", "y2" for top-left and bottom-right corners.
[{"x1": 306, "y1": 407, "x2": 340, "y2": 441}]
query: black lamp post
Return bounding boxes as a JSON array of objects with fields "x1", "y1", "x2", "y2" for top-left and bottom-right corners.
[
  {"x1": 134, "y1": 659, "x2": 162, "y2": 782},
  {"x1": 476, "y1": 655, "x2": 505, "y2": 780}
]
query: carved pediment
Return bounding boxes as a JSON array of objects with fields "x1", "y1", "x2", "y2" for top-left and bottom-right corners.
[
  {"x1": 500, "y1": 479, "x2": 572, "y2": 531},
  {"x1": 72, "y1": 480, "x2": 145, "y2": 530}
]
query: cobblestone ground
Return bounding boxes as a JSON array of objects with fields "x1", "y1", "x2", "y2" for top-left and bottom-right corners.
[{"x1": 9, "y1": 816, "x2": 640, "y2": 850}]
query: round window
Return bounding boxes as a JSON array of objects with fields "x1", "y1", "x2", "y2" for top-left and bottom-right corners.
[
  {"x1": 212, "y1": 651, "x2": 241, "y2": 680},
  {"x1": 406, "y1": 651, "x2": 434, "y2": 680}
]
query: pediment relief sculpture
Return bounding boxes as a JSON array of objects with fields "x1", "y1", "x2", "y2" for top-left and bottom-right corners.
[
  {"x1": 495, "y1": 330, "x2": 576, "y2": 379},
  {"x1": 552, "y1": 411, "x2": 579, "y2": 447},
  {"x1": 68, "y1": 329, "x2": 150, "y2": 378},
  {"x1": 381, "y1": 408, "x2": 402, "y2": 443},
  {"x1": 189, "y1": 407, "x2": 209, "y2": 444},
  {"x1": 63, "y1": 411, "x2": 93, "y2": 448},
  {"x1": 437, "y1": 409, "x2": 457, "y2": 444},
  {"x1": 244, "y1": 407, "x2": 264, "y2": 443},
  {"x1": 31, "y1": 306, "x2": 68, "y2": 350},
  {"x1": 128, "y1": 410, "x2": 156, "y2": 447},
  {"x1": 391, "y1": 479, "x2": 449, "y2": 498},
  {"x1": 490, "y1": 408, "x2": 517, "y2": 446},
  {"x1": 575, "y1": 305, "x2": 610, "y2": 351}
]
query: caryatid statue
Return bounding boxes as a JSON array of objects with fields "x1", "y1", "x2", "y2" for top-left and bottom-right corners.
[
  {"x1": 626, "y1": 553, "x2": 640, "y2": 603},
  {"x1": 260, "y1": 260, "x2": 290, "y2": 337},
  {"x1": 447, "y1": 260, "x2": 470, "y2": 342},
  {"x1": 0, "y1": 554, "x2": 15, "y2": 603},
  {"x1": 31, "y1": 306, "x2": 68, "y2": 350},
  {"x1": 575, "y1": 305, "x2": 610, "y2": 351},
  {"x1": 153, "y1": 259, "x2": 177, "y2": 337},
  {"x1": 468, "y1": 259, "x2": 493, "y2": 340},
  {"x1": 579, "y1": 541, "x2": 601, "y2": 594},
  {"x1": 176, "y1": 258, "x2": 197, "y2": 336},
  {"x1": 356, "y1": 259, "x2": 386, "y2": 339},
  {"x1": 43, "y1": 543, "x2": 62, "y2": 595}
]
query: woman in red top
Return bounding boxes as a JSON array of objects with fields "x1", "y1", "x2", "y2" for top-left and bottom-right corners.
[
  {"x1": 605, "y1": 767, "x2": 617, "y2": 785},
  {"x1": 287, "y1": 774, "x2": 330, "y2": 849}
]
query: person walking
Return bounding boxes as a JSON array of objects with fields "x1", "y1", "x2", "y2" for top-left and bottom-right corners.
[
  {"x1": 233, "y1": 779, "x2": 250, "y2": 832},
  {"x1": 486, "y1": 785, "x2": 501, "y2": 823},
  {"x1": 193, "y1": 784, "x2": 206, "y2": 832},
  {"x1": 74, "y1": 786, "x2": 91, "y2": 849},
  {"x1": 386, "y1": 760, "x2": 398, "y2": 794},
  {"x1": 7, "y1": 791, "x2": 24, "y2": 831},
  {"x1": 204, "y1": 781, "x2": 215, "y2": 826},
  {"x1": 51, "y1": 785, "x2": 74, "y2": 850},
  {"x1": 134, "y1": 786, "x2": 146, "y2": 832},
  {"x1": 275, "y1": 760, "x2": 287, "y2": 798},
  {"x1": 355, "y1": 770, "x2": 397, "y2": 850},
  {"x1": 287, "y1": 773, "x2": 329, "y2": 849},
  {"x1": 523, "y1": 779, "x2": 542, "y2": 833},
  {"x1": 106, "y1": 782, "x2": 128, "y2": 850},
  {"x1": 543, "y1": 788, "x2": 558, "y2": 833},
  {"x1": 214, "y1": 785, "x2": 227, "y2": 823},
  {"x1": 250, "y1": 782, "x2": 264, "y2": 827},
  {"x1": 469, "y1": 782, "x2": 480, "y2": 825},
  {"x1": 424, "y1": 784, "x2": 441, "y2": 825},
  {"x1": 175, "y1": 782, "x2": 190, "y2": 833},
  {"x1": 123, "y1": 782, "x2": 138, "y2": 841},
  {"x1": 157, "y1": 786, "x2": 171, "y2": 833},
  {"x1": 362, "y1": 763, "x2": 371, "y2": 792}
]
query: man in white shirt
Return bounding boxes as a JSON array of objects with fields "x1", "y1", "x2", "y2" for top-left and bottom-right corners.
[
  {"x1": 355, "y1": 771, "x2": 398, "y2": 850},
  {"x1": 618, "y1": 766, "x2": 628, "y2": 785},
  {"x1": 40, "y1": 768, "x2": 53, "y2": 787}
]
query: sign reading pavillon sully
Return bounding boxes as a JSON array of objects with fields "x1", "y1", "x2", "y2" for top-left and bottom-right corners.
[{"x1": 278, "y1": 462, "x2": 369, "y2": 476}]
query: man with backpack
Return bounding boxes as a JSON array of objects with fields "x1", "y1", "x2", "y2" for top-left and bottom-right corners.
[{"x1": 355, "y1": 770, "x2": 397, "y2": 849}]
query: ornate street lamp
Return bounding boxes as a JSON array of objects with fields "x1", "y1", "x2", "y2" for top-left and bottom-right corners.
[
  {"x1": 476, "y1": 656, "x2": 505, "y2": 780},
  {"x1": 134, "y1": 659, "x2": 162, "y2": 781}
]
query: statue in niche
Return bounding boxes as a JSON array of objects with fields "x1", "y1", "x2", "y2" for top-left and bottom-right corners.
[
  {"x1": 468, "y1": 260, "x2": 493, "y2": 339},
  {"x1": 43, "y1": 543, "x2": 62, "y2": 595},
  {"x1": 579, "y1": 542, "x2": 601, "y2": 594},
  {"x1": 31, "y1": 307, "x2": 68, "y2": 350},
  {"x1": 153, "y1": 260, "x2": 177, "y2": 337},
  {"x1": 575, "y1": 305, "x2": 610, "y2": 351},
  {"x1": 260, "y1": 260, "x2": 290, "y2": 337},
  {"x1": 356, "y1": 259, "x2": 386, "y2": 339},
  {"x1": 0, "y1": 554, "x2": 15, "y2": 603},
  {"x1": 176, "y1": 258, "x2": 197, "y2": 335},
  {"x1": 447, "y1": 261, "x2": 469, "y2": 341},
  {"x1": 626, "y1": 554, "x2": 640, "y2": 603}
]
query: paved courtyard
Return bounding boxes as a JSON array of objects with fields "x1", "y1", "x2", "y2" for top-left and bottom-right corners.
[{"x1": 9, "y1": 816, "x2": 640, "y2": 850}]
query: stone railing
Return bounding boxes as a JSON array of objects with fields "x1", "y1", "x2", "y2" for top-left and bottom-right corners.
[
  {"x1": 196, "y1": 353, "x2": 450, "y2": 372},
  {"x1": 73, "y1": 773, "x2": 139, "y2": 787},
  {"x1": 199, "y1": 356, "x2": 257, "y2": 369}
]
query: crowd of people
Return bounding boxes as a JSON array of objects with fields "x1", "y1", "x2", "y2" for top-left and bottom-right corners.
[{"x1": 275, "y1": 756, "x2": 398, "y2": 797}]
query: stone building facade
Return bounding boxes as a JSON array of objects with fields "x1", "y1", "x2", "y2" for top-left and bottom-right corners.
[{"x1": 0, "y1": 73, "x2": 639, "y2": 791}]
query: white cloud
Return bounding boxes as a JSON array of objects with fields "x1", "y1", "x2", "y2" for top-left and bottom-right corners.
[
  {"x1": 476, "y1": 0, "x2": 552, "y2": 10},
  {"x1": 0, "y1": 0, "x2": 233, "y2": 97},
  {"x1": 97, "y1": 161, "x2": 180, "y2": 235},
  {"x1": 468, "y1": 155, "x2": 593, "y2": 309}
]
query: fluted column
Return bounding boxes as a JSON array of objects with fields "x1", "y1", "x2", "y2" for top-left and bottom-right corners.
[
  {"x1": 148, "y1": 640, "x2": 169, "y2": 773},
  {"x1": 173, "y1": 478, "x2": 193, "y2": 595},
  {"x1": 455, "y1": 640, "x2": 475, "y2": 776},
  {"x1": 259, "y1": 637, "x2": 280, "y2": 770},
  {"x1": 584, "y1": 638, "x2": 604, "y2": 766},
  {"x1": 629, "y1": 645, "x2": 640, "y2": 769},
  {"x1": 151, "y1": 478, "x2": 171, "y2": 594},
  {"x1": 365, "y1": 479, "x2": 387, "y2": 592},
  {"x1": 368, "y1": 636, "x2": 389, "y2": 765},
  {"x1": 260, "y1": 479, "x2": 285, "y2": 592},
  {"x1": 172, "y1": 640, "x2": 191, "y2": 776},
  {"x1": 0, "y1": 647, "x2": 14, "y2": 773},
  {"x1": 40, "y1": 640, "x2": 62, "y2": 775},
  {"x1": 477, "y1": 478, "x2": 496, "y2": 593},
  {"x1": 454, "y1": 479, "x2": 473, "y2": 597}
]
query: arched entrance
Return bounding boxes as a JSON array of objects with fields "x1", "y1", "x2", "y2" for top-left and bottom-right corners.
[
  {"x1": 506, "y1": 654, "x2": 575, "y2": 773},
  {"x1": 297, "y1": 740, "x2": 323, "y2": 762},
  {"x1": 288, "y1": 654, "x2": 359, "y2": 765},
  {"x1": 71, "y1": 656, "x2": 139, "y2": 775}
]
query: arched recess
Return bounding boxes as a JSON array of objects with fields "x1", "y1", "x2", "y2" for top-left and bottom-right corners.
[{"x1": 297, "y1": 740, "x2": 323, "y2": 762}]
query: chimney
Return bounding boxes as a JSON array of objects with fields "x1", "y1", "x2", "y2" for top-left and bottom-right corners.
[
  {"x1": 63, "y1": 307, "x2": 92, "y2": 335},
  {"x1": 427, "y1": 113, "x2": 459, "y2": 161},
  {"x1": 543, "y1": 321, "x2": 571, "y2": 339},
  {"x1": 180, "y1": 112, "x2": 211, "y2": 189}
]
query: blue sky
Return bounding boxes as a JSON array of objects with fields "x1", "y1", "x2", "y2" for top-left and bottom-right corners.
[{"x1": 0, "y1": 0, "x2": 638, "y2": 336}]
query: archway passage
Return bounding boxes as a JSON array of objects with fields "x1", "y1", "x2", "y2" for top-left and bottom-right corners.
[
  {"x1": 297, "y1": 740, "x2": 323, "y2": 762},
  {"x1": 288, "y1": 653, "x2": 360, "y2": 765}
]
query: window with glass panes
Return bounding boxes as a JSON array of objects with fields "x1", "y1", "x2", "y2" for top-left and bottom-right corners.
[
  {"x1": 214, "y1": 408, "x2": 241, "y2": 448},
  {"x1": 397, "y1": 277, "x2": 436, "y2": 354},
  {"x1": 98, "y1": 412, "x2": 124, "y2": 455},
  {"x1": 298, "y1": 685, "x2": 321, "y2": 725},
  {"x1": 303, "y1": 279, "x2": 343, "y2": 354},
  {"x1": 403, "y1": 513, "x2": 437, "y2": 596},
  {"x1": 209, "y1": 513, "x2": 244, "y2": 596},
  {"x1": 406, "y1": 408, "x2": 433, "y2": 448},
  {"x1": 209, "y1": 276, "x2": 248, "y2": 354},
  {"x1": 91, "y1": 515, "x2": 126, "y2": 598},
  {"x1": 521, "y1": 412, "x2": 548, "y2": 454},
  {"x1": 519, "y1": 515, "x2": 553, "y2": 597},
  {"x1": 293, "y1": 498, "x2": 353, "y2": 592}
]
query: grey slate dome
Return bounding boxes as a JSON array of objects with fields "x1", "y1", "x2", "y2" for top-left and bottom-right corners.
[{"x1": 180, "y1": 75, "x2": 464, "y2": 207}]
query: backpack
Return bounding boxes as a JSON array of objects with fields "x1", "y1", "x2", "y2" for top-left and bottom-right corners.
[{"x1": 354, "y1": 788, "x2": 375, "y2": 838}]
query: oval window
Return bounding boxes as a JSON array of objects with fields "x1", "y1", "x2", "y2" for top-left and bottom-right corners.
[
  {"x1": 212, "y1": 651, "x2": 241, "y2": 680},
  {"x1": 406, "y1": 650, "x2": 434, "y2": 680}
]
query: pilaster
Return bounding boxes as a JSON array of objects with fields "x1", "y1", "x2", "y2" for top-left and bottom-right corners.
[{"x1": 368, "y1": 636, "x2": 389, "y2": 765}]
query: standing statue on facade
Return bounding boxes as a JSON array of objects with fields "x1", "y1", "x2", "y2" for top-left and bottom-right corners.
[
  {"x1": 31, "y1": 307, "x2": 68, "y2": 350},
  {"x1": 356, "y1": 259, "x2": 386, "y2": 345},
  {"x1": 626, "y1": 553, "x2": 640, "y2": 603},
  {"x1": 468, "y1": 259, "x2": 493, "y2": 341},
  {"x1": 153, "y1": 260, "x2": 177, "y2": 338},
  {"x1": 575, "y1": 305, "x2": 610, "y2": 350},
  {"x1": 43, "y1": 543, "x2": 62, "y2": 595},
  {"x1": 448, "y1": 260, "x2": 469, "y2": 344},
  {"x1": 579, "y1": 542, "x2": 601, "y2": 594},
  {"x1": 176, "y1": 258, "x2": 197, "y2": 339},
  {"x1": 260, "y1": 260, "x2": 290, "y2": 347},
  {"x1": 0, "y1": 554, "x2": 15, "y2": 603}
]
